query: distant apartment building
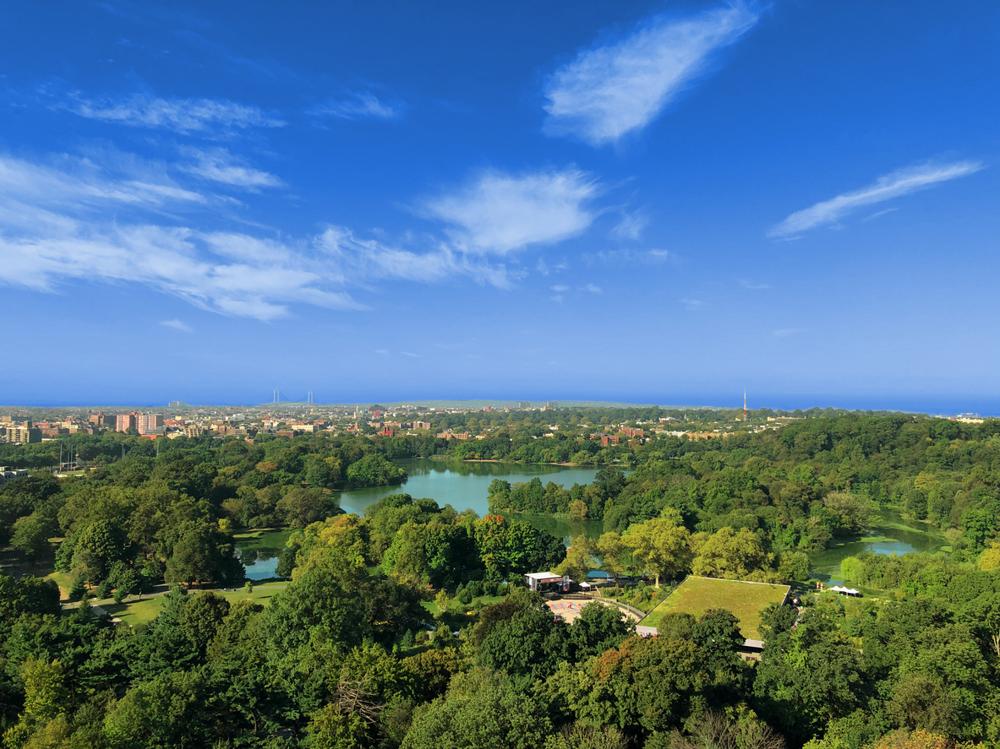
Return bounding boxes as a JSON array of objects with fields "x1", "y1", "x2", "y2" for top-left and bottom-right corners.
[
  {"x1": 619, "y1": 426, "x2": 645, "y2": 439},
  {"x1": 35, "y1": 422, "x2": 64, "y2": 438},
  {"x1": 436, "y1": 430, "x2": 470, "y2": 440},
  {"x1": 136, "y1": 413, "x2": 164, "y2": 435},
  {"x1": 89, "y1": 412, "x2": 116, "y2": 428},
  {"x1": 115, "y1": 413, "x2": 138, "y2": 433},
  {"x1": 412, "y1": 420, "x2": 432, "y2": 431},
  {"x1": 1, "y1": 423, "x2": 41, "y2": 444}
]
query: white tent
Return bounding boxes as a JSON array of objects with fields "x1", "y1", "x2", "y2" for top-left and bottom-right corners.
[{"x1": 829, "y1": 585, "x2": 862, "y2": 597}]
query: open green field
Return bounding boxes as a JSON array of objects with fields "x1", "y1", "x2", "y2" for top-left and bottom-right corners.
[
  {"x1": 233, "y1": 527, "x2": 293, "y2": 554},
  {"x1": 45, "y1": 570, "x2": 75, "y2": 600},
  {"x1": 421, "y1": 593, "x2": 505, "y2": 618},
  {"x1": 99, "y1": 581, "x2": 290, "y2": 628},
  {"x1": 640, "y1": 576, "x2": 790, "y2": 640}
]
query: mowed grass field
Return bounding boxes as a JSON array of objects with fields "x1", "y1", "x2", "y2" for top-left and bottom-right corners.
[
  {"x1": 233, "y1": 527, "x2": 293, "y2": 554},
  {"x1": 640, "y1": 576, "x2": 790, "y2": 640},
  {"x1": 101, "y1": 581, "x2": 290, "y2": 628}
]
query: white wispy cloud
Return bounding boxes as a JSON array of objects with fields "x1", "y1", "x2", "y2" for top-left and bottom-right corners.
[
  {"x1": 1, "y1": 226, "x2": 362, "y2": 321},
  {"x1": 610, "y1": 210, "x2": 648, "y2": 240},
  {"x1": 0, "y1": 151, "x2": 579, "y2": 321},
  {"x1": 680, "y1": 297, "x2": 705, "y2": 311},
  {"x1": 312, "y1": 92, "x2": 400, "y2": 121},
  {"x1": 161, "y1": 318, "x2": 192, "y2": 333},
  {"x1": 64, "y1": 93, "x2": 284, "y2": 132},
  {"x1": 0, "y1": 153, "x2": 205, "y2": 214},
  {"x1": 739, "y1": 279, "x2": 771, "y2": 290},
  {"x1": 861, "y1": 207, "x2": 899, "y2": 223},
  {"x1": 0, "y1": 151, "x2": 358, "y2": 320},
  {"x1": 769, "y1": 160, "x2": 984, "y2": 238},
  {"x1": 544, "y1": 3, "x2": 759, "y2": 145},
  {"x1": 317, "y1": 226, "x2": 514, "y2": 289},
  {"x1": 423, "y1": 169, "x2": 599, "y2": 254},
  {"x1": 0, "y1": 152, "x2": 211, "y2": 246},
  {"x1": 179, "y1": 147, "x2": 283, "y2": 190},
  {"x1": 584, "y1": 248, "x2": 675, "y2": 266},
  {"x1": 535, "y1": 258, "x2": 569, "y2": 277},
  {"x1": 582, "y1": 283, "x2": 603, "y2": 294}
]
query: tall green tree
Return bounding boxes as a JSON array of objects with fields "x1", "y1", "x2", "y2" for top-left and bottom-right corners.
[{"x1": 622, "y1": 518, "x2": 692, "y2": 587}]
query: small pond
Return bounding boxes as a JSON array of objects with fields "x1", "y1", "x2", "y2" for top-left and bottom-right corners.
[{"x1": 810, "y1": 507, "x2": 947, "y2": 584}]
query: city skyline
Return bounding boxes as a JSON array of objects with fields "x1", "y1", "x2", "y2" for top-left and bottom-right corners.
[{"x1": 2, "y1": 2, "x2": 999, "y2": 408}]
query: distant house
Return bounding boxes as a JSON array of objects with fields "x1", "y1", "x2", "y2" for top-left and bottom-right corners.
[
  {"x1": 619, "y1": 426, "x2": 645, "y2": 439},
  {"x1": 738, "y1": 638, "x2": 766, "y2": 661},
  {"x1": 0, "y1": 467, "x2": 29, "y2": 486}
]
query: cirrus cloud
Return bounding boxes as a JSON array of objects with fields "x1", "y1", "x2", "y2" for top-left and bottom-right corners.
[
  {"x1": 63, "y1": 93, "x2": 285, "y2": 133},
  {"x1": 0, "y1": 152, "x2": 589, "y2": 321},
  {"x1": 544, "y1": 3, "x2": 759, "y2": 145},
  {"x1": 423, "y1": 169, "x2": 600, "y2": 254},
  {"x1": 311, "y1": 91, "x2": 400, "y2": 121},
  {"x1": 769, "y1": 160, "x2": 984, "y2": 238},
  {"x1": 161, "y1": 318, "x2": 193, "y2": 333},
  {"x1": 179, "y1": 147, "x2": 283, "y2": 190}
]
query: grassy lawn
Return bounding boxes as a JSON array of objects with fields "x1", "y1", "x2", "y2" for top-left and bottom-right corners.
[
  {"x1": 601, "y1": 584, "x2": 671, "y2": 614},
  {"x1": 422, "y1": 593, "x2": 508, "y2": 631},
  {"x1": 45, "y1": 570, "x2": 75, "y2": 600},
  {"x1": 233, "y1": 527, "x2": 293, "y2": 554},
  {"x1": 640, "y1": 576, "x2": 790, "y2": 640},
  {"x1": 101, "y1": 581, "x2": 290, "y2": 628},
  {"x1": 422, "y1": 593, "x2": 506, "y2": 618}
]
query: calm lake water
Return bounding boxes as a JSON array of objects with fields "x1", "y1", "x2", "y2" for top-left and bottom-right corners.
[
  {"x1": 337, "y1": 458, "x2": 599, "y2": 516},
  {"x1": 241, "y1": 461, "x2": 946, "y2": 584},
  {"x1": 810, "y1": 507, "x2": 946, "y2": 584},
  {"x1": 243, "y1": 555, "x2": 279, "y2": 580},
  {"x1": 239, "y1": 459, "x2": 601, "y2": 580}
]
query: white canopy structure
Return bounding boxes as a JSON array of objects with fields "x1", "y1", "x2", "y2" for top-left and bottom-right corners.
[{"x1": 829, "y1": 585, "x2": 862, "y2": 597}]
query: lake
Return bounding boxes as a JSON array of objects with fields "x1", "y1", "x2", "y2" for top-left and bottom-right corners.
[
  {"x1": 240, "y1": 470, "x2": 950, "y2": 584},
  {"x1": 239, "y1": 459, "x2": 601, "y2": 580},
  {"x1": 810, "y1": 507, "x2": 947, "y2": 584},
  {"x1": 337, "y1": 458, "x2": 600, "y2": 516}
]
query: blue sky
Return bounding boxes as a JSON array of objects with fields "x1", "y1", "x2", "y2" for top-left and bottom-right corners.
[{"x1": 2, "y1": 1, "x2": 999, "y2": 409}]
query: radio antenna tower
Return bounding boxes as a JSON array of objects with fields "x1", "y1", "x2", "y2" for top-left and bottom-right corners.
[{"x1": 743, "y1": 390, "x2": 748, "y2": 421}]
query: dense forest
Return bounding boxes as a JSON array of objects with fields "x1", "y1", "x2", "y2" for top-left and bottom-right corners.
[{"x1": 0, "y1": 410, "x2": 998, "y2": 747}]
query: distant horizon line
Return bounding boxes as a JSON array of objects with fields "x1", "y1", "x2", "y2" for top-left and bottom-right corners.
[{"x1": 0, "y1": 396, "x2": 996, "y2": 419}]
